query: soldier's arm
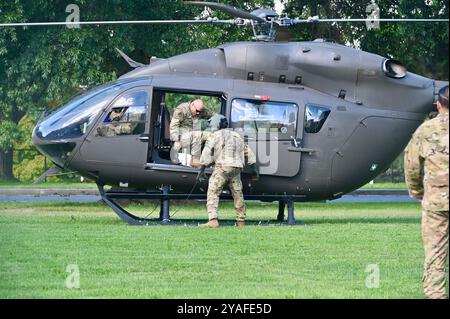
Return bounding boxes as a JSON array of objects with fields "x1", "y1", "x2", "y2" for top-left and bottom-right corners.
[
  {"x1": 244, "y1": 144, "x2": 256, "y2": 165},
  {"x1": 404, "y1": 135, "x2": 424, "y2": 198},
  {"x1": 169, "y1": 108, "x2": 183, "y2": 142},
  {"x1": 200, "y1": 136, "x2": 215, "y2": 167}
]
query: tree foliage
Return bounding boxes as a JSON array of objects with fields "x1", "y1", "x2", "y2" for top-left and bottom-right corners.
[
  {"x1": 0, "y1": 0, "x2": 272, "y2": 180},
  {"x1": 0, "y1": 0, "x2": 448, "y2": 181},
  {"x1": 282, "y1": 0, "x2": 449, "y2": 79}
]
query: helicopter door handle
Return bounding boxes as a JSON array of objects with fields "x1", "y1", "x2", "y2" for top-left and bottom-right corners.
[
  {"x1": 138, "y1": 135, "x2": 149, "y2": 142},
  {"x1": 288, "y1": 147, "x2": 315, "y2": 154},
  {"x1": 290, "y1": 136, "x2": 301, "y2": 148}
]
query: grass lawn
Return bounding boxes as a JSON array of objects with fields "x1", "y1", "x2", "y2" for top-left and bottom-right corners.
[
  {"x1": 0, "y1": 181, "x2": 98, "y2": 189},
  {"x1": 0, "y1": 181, "x2": 406, "y2": 190},
  {"x1": 361, "y1": 182, "x2": 407, "y2": 189},
  {"x1": 1, "y1": 200, "x2": 443, "y2": 299}
]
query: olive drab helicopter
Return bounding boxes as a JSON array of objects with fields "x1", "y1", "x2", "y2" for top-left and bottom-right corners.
[{"x1": 4, "y1": 1, "x2": 448, "y2": 225}]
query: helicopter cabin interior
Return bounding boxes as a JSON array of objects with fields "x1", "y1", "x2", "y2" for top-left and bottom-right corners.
[
  {"x1": 148, "y1": 89, "x2": 225, "y2": 166},
  {"x1": 145, "y1": 86, "x2": 311, "y2": 178}
]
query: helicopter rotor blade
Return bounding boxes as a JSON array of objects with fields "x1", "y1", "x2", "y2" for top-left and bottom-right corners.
[
  {"x1": 283, "y1": 17, "x2": 449, "y2": 25},
  {"x1": 0, "y1": 19, "x2": 236, "y2": 28},
  {"x1": 185, "y1": 1, "x2": 266, "y2": 23}
]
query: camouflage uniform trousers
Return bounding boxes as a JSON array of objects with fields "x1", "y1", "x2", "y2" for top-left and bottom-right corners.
[
  {"x1": 180, "y1": 131, "x2": 212, "y2": 158},
  {"x1": 207, "y1": 165, "x2": 246, "y2": 222},
  {"x1": 422, "y1": 209, "x2": 449, "y2": 299}
]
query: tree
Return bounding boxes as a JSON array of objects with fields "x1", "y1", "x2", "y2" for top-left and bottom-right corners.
[
  {"x1": 0, "y1": 0, "x2": 273, "y2": 181},
  {"x1": 282, "y1": 0, "x2": 449, "y2": 79},
  {"x1": 2, "y1": 0, "x2": 446, "y2": 181}
]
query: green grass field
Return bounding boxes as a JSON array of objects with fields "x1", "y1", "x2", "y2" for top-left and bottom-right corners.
[
  {"x1": 1, "y1": 200, "x2": 445, "y2": 299},
  {"x1": 0, "y1": 181, "x2": 406, "y2": 189}
]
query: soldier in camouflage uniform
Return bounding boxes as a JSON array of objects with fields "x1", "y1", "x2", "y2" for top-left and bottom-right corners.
[
  {"x1": 169, "y1": 99, "x2": 214, "y2": 164},
  {"x1": 404, "y1": 85, "x2": 449, "y2": 299},
  {"x1": 179, "y1": 130, "x2": 213, "y2": 167},
  {"x1": 96, "y1": 107, "x2": 134, "y2": 137},
  {"x1": 197, "y1": 114, "x2": 258, "y2": 228}
]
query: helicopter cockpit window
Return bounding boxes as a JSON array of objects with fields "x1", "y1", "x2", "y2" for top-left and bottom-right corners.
[
  {"x1": 96, "y1": 90, "x2": 148, "y2": 137},
  {"x1": 35, "y1": 80, "x2": 136, "y2": 141},
  {"x1": 230, "y1": 99, "x2": 297, "y2": 139},
  {"x1": 304, "y1": 104, "x2": 331, "y2": 134}
]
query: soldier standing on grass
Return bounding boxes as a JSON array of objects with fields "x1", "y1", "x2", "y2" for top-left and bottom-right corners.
[
  {"x1": 404, "y1": 85, "x2": 449, "y2": 299},
  {"x1": 196, "y1": 114, "x2": 258, "y2": 228}
]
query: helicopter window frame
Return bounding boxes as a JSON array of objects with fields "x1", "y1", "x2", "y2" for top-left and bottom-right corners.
[
  {"x1": 304, "y1": 104, "x2": 331, "y2": 134},
  {"x1": 154, "y1": 88, "x2": 227, "y2": 115},
  {"x1": 230, "y1": 98, "x2": 298, "y2": 140},
  {"x1": 149, "y1": 88, "x2": 228, "y2": 164},
  {"x1": 95, "y1": 87, "x2": 150, "y2": 138}
]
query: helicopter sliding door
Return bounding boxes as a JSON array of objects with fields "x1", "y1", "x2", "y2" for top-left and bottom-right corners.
[
  {"x1": 229, "y1": 94, "x2": 303, "y2": 177},
  {"x1": 78, "y1": 86, "x2": 151, "y2": 170}
]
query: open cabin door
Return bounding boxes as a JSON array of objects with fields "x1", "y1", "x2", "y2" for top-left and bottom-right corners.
[
  {"x1": 228, "y1": 85, "x2": 304, "y2": 177},
  {"x1": 79, "y1": 86, "x2": 151, "y2": 168},
  {"x1": 146, "y1": 86, "x2": 227, "y2": 166}
]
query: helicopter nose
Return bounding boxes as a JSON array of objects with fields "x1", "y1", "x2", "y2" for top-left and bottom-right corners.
[{"x1": 32, "y1": 125, "x2": 77, "y2": 168}]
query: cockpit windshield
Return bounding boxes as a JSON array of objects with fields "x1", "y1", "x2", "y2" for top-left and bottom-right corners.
[{"x1": 35, "y1": 78, "x2": 144, "y2": 140}]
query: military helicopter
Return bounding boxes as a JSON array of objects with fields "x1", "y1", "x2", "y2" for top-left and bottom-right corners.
[{"x1": 12, "y1": 1, "x2": 448, "y2": 225}]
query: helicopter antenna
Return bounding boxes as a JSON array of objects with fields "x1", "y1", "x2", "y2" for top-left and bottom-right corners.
[{"x1": 115, "y1": 48, "x2": 145, "y2": 68}]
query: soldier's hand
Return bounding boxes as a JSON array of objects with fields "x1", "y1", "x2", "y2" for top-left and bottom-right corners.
[
  {"x1": 173, "y1": 141, "x2": 181, "y2": 151},
  {"x1": 250, "y1": 164, "x2": 259, "y2": 181},
  {"x1": 96, "y1": 127, "x2": 104, "y2": 136},
  {"x1": 196, "y1": 166, "x2": 206, "y2": 183}
]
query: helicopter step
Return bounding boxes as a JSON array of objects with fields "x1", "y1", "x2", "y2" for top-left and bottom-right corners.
[{"x1": 97, "y1": 183, "x2": 304, "y2": 226}]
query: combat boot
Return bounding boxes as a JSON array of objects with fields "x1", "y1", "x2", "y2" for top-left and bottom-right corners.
[
  {"x1": 236, "y1": 220, "x2": 245, "y2": 227},
  {"x1": 199, "y1": 218, "x2": 219, "y2": 228}
]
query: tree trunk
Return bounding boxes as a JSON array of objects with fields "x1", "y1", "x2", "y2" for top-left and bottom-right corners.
[{"x1": 0, "y1": 148, "x2": 15, "y2": 181}]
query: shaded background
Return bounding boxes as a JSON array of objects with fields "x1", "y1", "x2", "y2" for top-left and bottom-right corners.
[{"x1": 0, "y1": 0, "x2": 448, "y2": 182}]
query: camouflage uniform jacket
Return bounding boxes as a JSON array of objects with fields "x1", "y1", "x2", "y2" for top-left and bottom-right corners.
[
  {"x1": 404, "y1": 112, "x2": 449, "y2": 211},
  {"x1": 200, "y1": 129, "x2": 256, "y2": 168},
  {"x1": 169, "y1": 102, "x2": 214, "y2": 142}
]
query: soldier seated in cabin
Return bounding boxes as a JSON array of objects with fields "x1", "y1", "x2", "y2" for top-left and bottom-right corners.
[{"x1": 96, "y1": 107, "x2": 135, "y2": 137}]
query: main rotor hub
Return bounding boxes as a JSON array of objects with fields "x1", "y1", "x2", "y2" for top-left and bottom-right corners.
[
  {"x1": 250, "y1": 9, "x2": 279, "y2": 22},
  {"x1": 248, "y1": 9, "x2": 280, "y2": 42}
]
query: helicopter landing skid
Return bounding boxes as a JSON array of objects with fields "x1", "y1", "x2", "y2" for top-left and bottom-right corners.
[{"x1": 97, "y1": 184, "x2": 303, "y2": 226}]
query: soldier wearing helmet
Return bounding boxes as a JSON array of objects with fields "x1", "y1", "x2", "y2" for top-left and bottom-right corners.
[{"x1": 197, "y1": 114, "x2": 259, "y2": 228}]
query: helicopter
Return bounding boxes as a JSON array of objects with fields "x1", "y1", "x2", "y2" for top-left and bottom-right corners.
[{"x1": 10, "y1": 1, "x2": 446, "y2": 225}]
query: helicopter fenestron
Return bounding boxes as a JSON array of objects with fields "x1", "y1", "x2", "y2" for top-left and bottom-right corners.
[{"x1": 3, "y1": 1, "x2": 448, "y2": 225}]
